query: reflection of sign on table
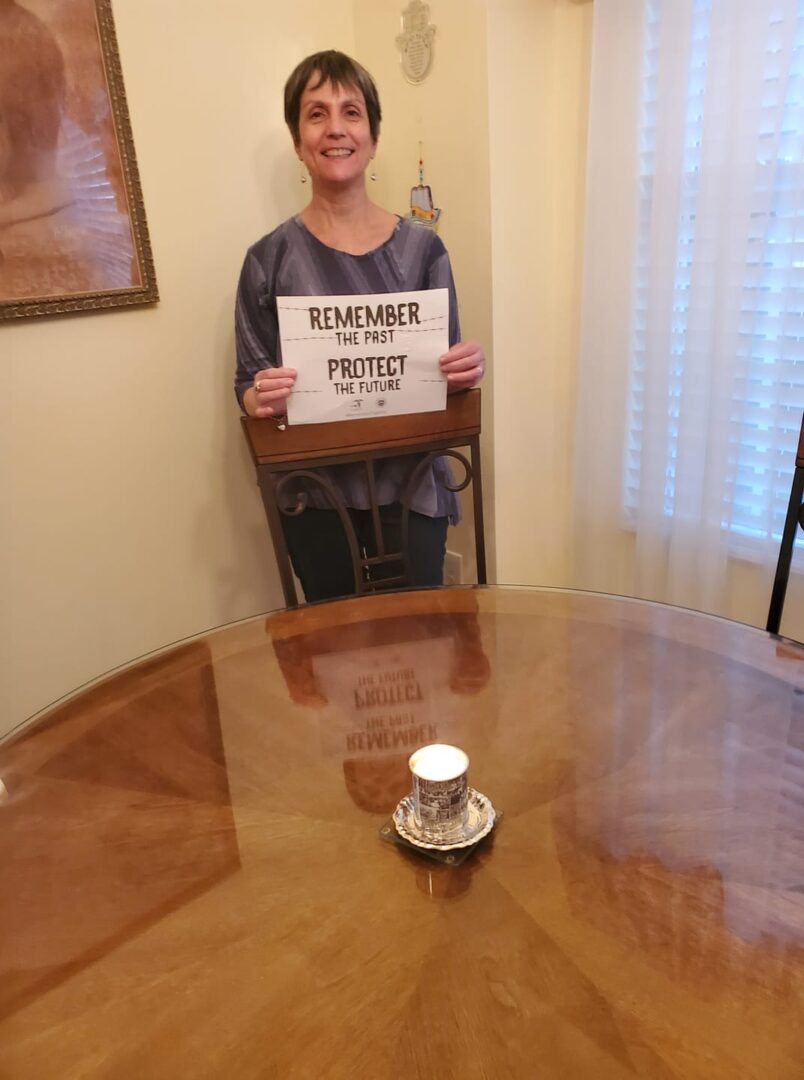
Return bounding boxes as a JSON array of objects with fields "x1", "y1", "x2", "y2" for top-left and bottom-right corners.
[
  {"x1": 313, "y1": 638, "x2": 458, "y2": 759},
  {"x1": 277, "y1": 288, "x2": 448, "y2": 425}
]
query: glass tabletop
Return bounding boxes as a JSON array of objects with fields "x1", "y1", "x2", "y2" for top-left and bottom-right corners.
[{"x1": 1, "y1": 586, "x2": 802, "y2": 1078}]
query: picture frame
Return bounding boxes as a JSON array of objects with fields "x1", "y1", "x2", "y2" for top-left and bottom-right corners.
[{"x1": 0, "y1": 0, "x2": 158, "y2": 320}]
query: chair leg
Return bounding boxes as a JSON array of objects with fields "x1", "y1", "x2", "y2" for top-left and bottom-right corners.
[
  {"x1": 256, "y1": 467, "x2": 299, "y2": 608},
  {"x1": 766, "y1": 465, "x2": 804, "y2": 635},
  {"x1": 470, "y1": 435, "x2": 487, "y2": 585}
]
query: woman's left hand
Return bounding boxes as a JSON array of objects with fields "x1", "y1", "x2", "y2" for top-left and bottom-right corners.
[{"x1": 439, "y1": 341, "x2": 486, "y2": 392}]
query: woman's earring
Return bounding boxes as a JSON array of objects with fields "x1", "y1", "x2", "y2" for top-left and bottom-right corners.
[
  {"x1": 300, "y1": 167, "x2": 308, "y2": 184},
  {"x1": 370, "y1": 169, "x2": 378, "y2": 182}
]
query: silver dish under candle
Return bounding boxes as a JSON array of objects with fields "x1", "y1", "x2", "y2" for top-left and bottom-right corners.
[{"x1": 393, "y1": 788, "x2": 496, "y2": 851}]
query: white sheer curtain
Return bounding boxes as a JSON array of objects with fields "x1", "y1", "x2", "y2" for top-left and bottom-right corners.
[{"x1": 574, "y1": 0, "x2": 804, "y2": 618}]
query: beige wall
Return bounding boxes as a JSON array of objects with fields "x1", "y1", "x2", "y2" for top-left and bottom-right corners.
[
  {"x1": 353, "y1": 0, "x2": 592, "y2": 590},
  {"x1": 353, "y1": 0, "x2": 495, "y2": 582},
  {"x1": 487, "y1": 0, "x2": 593, "y2": 588},
  {"x1": 2, "y1": 0, "x2": 355, "y2": 737}
]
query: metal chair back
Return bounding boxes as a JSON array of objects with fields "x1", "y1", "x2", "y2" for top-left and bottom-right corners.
[{"x1": 241, "y1": 390, "x2": 486, "y2": 607}]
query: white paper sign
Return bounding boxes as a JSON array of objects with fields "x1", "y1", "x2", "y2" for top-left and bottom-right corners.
[{"x1": 277, "y1": 288, "x2": 448, "y2": 425}]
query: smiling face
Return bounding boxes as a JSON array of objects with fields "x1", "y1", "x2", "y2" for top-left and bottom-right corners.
[{"x1": 295, "y1": 74, "x2": 376, "y2": 190}]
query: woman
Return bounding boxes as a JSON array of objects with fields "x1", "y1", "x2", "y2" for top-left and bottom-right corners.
[{"x1": 235, "y1": 51, "x2": 485, "y2": 602}]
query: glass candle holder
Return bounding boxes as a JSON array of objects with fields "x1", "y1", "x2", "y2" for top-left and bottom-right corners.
[{"x1": 408, "y1": 743, "x2": 469, "y2": 842}]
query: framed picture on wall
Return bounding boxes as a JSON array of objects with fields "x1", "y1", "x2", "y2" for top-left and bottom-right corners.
[{"x1": 0, "y1": 0, "x2": 158, "y2": 320}]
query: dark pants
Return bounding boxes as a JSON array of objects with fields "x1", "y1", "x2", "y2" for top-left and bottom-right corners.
[{"x1": 281, "y1": 503, "x2": 448, "y2": 602}]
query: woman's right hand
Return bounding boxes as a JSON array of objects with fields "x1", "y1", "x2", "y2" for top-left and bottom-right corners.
[{"x1": 243, "y1": 367, "x2": 298, "y2": 418}]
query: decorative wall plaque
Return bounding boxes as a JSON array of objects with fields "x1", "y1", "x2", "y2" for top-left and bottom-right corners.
[{"x1": 396, "y1": 0, "x2": 435, "y2": 85}]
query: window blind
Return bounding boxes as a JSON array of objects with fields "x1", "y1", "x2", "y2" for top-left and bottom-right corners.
[{"x1": 624, "y1": 0, "x2": 804, "y2": 551}]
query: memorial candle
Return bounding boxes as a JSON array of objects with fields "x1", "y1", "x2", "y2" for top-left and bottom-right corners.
[{"x1": 408, "y1": 744, "x2": 469, "y2": 841}]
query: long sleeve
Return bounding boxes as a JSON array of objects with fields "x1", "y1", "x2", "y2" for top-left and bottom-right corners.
[
  {"x1": 423, "y1": 236, "x2": 461, "y2": 347},
  {"x1": 234, "y1": 249, "x2": 279, "y2": 410}
]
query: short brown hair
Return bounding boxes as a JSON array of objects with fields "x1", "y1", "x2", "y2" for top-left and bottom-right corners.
[{"x1": 284, "y1": 51, "x2": 382, "y2": 145}]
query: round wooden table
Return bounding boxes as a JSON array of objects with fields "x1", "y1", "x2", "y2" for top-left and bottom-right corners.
[{"x1": 1, "y1": 587, "x2": 803, "y2": 1079}]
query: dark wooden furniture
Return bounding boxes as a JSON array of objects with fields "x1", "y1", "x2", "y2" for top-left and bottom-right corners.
[
  {"x1": 241, "y1": 389, "x2": 486, "y2": 606},
  {"x1": 767, "y1": 412, "x2": 804, "y2": 635},
  {"x1": 2, "y1": 587, "x2": 803, "y2": 1078}
]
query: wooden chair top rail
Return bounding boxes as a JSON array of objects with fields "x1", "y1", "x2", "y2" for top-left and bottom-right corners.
[{"x1": 242, "y1": 388, "x2": 481, "y2": 466}]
